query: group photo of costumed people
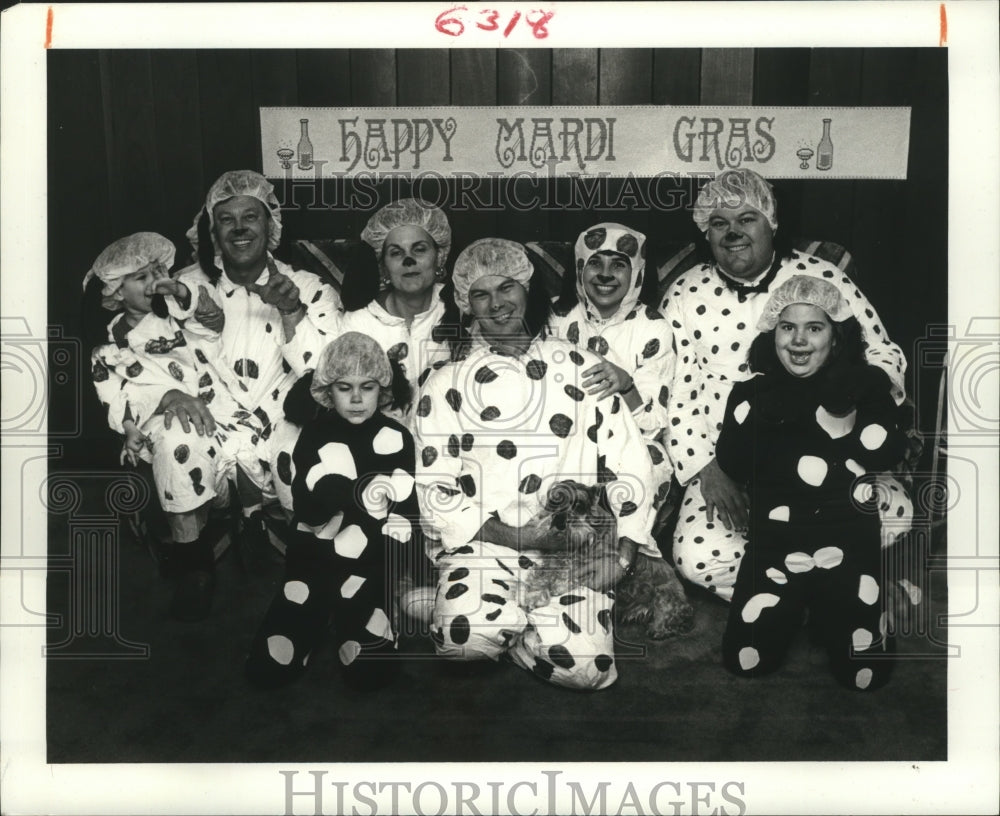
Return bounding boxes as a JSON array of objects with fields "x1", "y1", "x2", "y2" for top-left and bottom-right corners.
[{"x1": 85, "y1": 166, "x2": 916, "y2": 692}]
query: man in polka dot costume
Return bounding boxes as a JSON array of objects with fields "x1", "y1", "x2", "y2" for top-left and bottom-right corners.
[
  {"x1": 661, "y1": 168, "x2": 911, "y2": 600},
  {"x1": 550, "y1": 223, "x2": 675, "y2": 530},
  {"x1": 245, "y1": 333, "x2": 420, "y2": 689},
  {"x1": 169, "y1": 170, "x2": 342, "y2": 525},
  {"x1": 715, "y1": 276, "x2": 906, "y2": 690},
  {"x1": 86, "y1": 233, "x2": 266, "y2": 621},
  {"x1": 414, "y1": 239, "x2": 666, "y2": 690}
]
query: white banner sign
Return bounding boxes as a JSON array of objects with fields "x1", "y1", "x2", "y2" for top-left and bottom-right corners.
[{"x1": 260, "y1": 106, "x2": 910, "y2": 180}]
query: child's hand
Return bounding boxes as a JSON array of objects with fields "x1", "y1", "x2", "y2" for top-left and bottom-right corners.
[
  {"x1": 121, "y1": 425, "x2": 150, "y2": 466},
  {"x1": 150, "y1": 276, "x2": 189, "y2": 302},
  {"x1": 194, "y1": 285, "x2": 225, "y2": 332}
]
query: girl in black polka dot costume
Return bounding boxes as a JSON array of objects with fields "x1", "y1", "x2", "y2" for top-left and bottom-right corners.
[
  {"x1": 662, "y1": 168, "x2": 912, "y2": 600},
  {"x1": 715, "y1": 277, "x2": 906, "y2": 691},
  {"x1": 245, "y1": 333, "x2": 421, "y2": 689},
  {"x1": 550, "y1": 223, "x2": 675, "y2": 530}
]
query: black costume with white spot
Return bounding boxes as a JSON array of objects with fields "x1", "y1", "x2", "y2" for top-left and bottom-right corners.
[
  {"x1": 661, "y1": 253, "x2": 911, "y2": 598},
  {"x1": 715, "y1": 365, "x2": 906, "y2": 690},
  {"x1": 245, "y1": 409, "x2": 419, "y2": 688}
]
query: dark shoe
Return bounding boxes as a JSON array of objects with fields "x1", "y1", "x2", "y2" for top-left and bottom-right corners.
[
  {"x1": 238, "y1": 511, "x2": 281, "y2": 575},
  {"x1": 169, "y1": 567, "x2": 216, "y2": 622}
]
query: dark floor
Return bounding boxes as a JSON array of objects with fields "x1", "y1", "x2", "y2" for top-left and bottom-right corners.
[{"x1": 46, "y1": 480, "x2": 948, "y2": 764}]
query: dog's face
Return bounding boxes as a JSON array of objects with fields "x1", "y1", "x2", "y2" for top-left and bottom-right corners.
[
  {"x1": 543, "y1": 480, "x2": 601, "y2": 524},
  {"x1": 541, "y1": 480, "x2": 616, "y2": 552}
]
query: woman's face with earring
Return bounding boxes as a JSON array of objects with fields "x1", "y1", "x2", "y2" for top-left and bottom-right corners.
[{"x1": 381, "y1": 225, "x2": 440, "y2": 297}]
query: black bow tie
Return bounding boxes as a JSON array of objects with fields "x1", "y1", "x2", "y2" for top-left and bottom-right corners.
[{"x1": 718, "y1": 256, "x2": 782, "y2": 302}]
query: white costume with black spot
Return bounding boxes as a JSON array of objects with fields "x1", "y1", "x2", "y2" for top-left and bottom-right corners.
[
  {"x1": 414, "y1": 334, "x2": 659, "y2": 690},
  {"x1": 171, "y1": 257, "x2": 342, "y2": 505},
  {"x1": 550, "y1": 305, "x2": 674, "y2": 523},
  {"x1": 337, "y1": 284, "x2": 452, "y2": 427},
  {"x1": 661, "y1": 253, "x2": 910, "y2": 599},
  {"x1": 245, "y1": 409, "x2": 419, "y2": 688},
  {"x1": 715, "y1": 365, "x2": 905, "y2": 690},
  {"x1": 91, "y1": 308, "x2": 264, "y2": 514}
]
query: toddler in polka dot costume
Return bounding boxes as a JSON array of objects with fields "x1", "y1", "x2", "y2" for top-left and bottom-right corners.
[
  {"x1": 715, "y1": 276, "x2": 906, "y2": 690},
  {"x1": 245, "y1": 332, "x2": 422, "y2": 689},
  {"x1": 86, "y1": 232, "x2": 267, "y2": 621}
]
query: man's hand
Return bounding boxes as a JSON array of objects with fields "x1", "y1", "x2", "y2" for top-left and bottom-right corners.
[
  {"x1": 158, "y1": 389, "x2": 216, "y2": 436},
  {"x1": 697, "y1": 458, "x2": 749, "y2": 532},
  {"x1": 474, "y1": 517, "x2": 569, "y2": 552},
  {"x1": 247, "y1": 258, "x2": 302, "y2": 315},
  {"x1": 193, "y1": 285, "x2": 225, "y2": 333}
]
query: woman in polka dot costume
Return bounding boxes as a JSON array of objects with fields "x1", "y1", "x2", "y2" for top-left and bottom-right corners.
[
  {"x1": 715, "y1": 276, "x2": 906, "y2": 691},
  {"x1": 266, "y1": 199, "x2": 455, "y2": 513},
  {"x1": 550, "y1": 223, "x2": 675, "y2": 530},
  {"x1": 86, "y1": 233, "x2": 266, "y2": 621},
  {"x1": 245, "y1": 333, "x2": 421, "y2": 689},
  {"x1": 662, "y1": 168, "x2": 912, "y2": 600},
  {"x1": 341, "y1": 198, "x2": 455, "y2": 425},
  {"x1": 415, "y1": 239, "x2": 672, "y2": 690}
]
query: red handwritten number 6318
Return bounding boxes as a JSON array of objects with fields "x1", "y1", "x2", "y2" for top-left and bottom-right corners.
[{"x1": 435, "y1": 6, "x2": 553, "y2": 39}]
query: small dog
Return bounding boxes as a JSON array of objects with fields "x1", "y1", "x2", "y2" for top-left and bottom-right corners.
[{"x1": 520, "y1": 480, "x2": 694, "y2": 639}]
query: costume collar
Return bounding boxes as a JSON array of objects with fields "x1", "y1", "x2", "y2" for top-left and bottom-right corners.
[
  {"x1": 108, "y1": 312, "x2": 131, "y2": 347},
  {"x1": 715, "y1": 253, "x2": 780, "y2": 303},
  {"x1": 470, "y1": 323, "x2": 543, "y2": 359},
  {"x1": 216, "y1": 253, "x2": 275, "y2": 295},
  {"x1": 369, "y1": 282, "x2": 445, "y2": 325}
]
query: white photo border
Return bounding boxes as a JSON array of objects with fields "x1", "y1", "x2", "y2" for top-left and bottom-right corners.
[{"x1": 1, "y1": 2, "x2": 998, "y2": 814}]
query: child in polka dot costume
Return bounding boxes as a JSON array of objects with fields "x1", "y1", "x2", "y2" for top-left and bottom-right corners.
[
  {"x1": 662, "y1": 169, "x2": 912, "y2": 600},
  {"x1": 87, "y1": 233, "x2": 266, "y2": 621},
  {"x1": 550, "y1": 223, "x2": 675, "y2": 529},
  {"x1": 245, "y1": 333, "x2": 421, "y2": 689},
  {"x1": 415, "y1": 239, "x2": 681, "y2": 690},
  {"x1": 715, "y1": 276, "x2": 906, "y2": 691}
]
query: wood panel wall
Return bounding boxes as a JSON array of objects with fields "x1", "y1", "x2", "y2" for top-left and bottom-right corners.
[{"x1": 48, "y1": 48, "x2": 948, "y2": 461}]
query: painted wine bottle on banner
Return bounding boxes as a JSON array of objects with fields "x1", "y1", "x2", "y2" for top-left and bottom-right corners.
[
  {"x1": 297, "y1": 118, "x2": 314, "y2": 170},
  {"x1": 816, "y1": 118, "x2": 834, "y2": 171}
]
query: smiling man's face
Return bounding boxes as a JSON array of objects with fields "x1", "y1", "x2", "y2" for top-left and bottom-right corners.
[
  {"x1": 468, "y1": 274, "x2": 529, "y2": 341},
  {"x1": 706, "y1": 203, "x2": 775, "y2": 280},
  {"x1": 213, "y1": 195, "x2": 268, "y2": 279}
]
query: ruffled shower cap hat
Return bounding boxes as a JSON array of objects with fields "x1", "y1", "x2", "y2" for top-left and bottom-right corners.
[
  {"x1": 452, "y1": 238, "x2": 533, "y2": 315},
  {"x1": 185, "y1": 169, "x2": 282, "y2": 252},
  {"x1": 310, "y1": 332, "x2": 393, "y2": 410},
  {"x1": 573, "y1": 223, "x2": 647, "y2": 320},
  {"x1": 692, "y1": 169, "x2": 778, "y2": 234},
  {"x1": 757, "y1": 275, "x2": 852, "y2": 332},
  {"x1": 83, "y1": 232, "x2": 176, "y2": 311},
  {"x1": 360, "y1": 198, "x2": 452, "y2": 265}
]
